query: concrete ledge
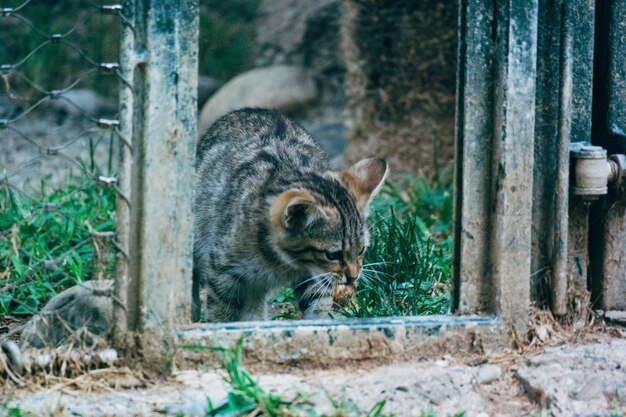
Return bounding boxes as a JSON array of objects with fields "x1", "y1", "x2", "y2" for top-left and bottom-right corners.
[{"x1": 175, "y1": 315, "x2": 505, "y2": 370}]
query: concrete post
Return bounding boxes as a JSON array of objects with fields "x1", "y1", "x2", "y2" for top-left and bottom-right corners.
[
  {"x1": 114, "y1": 0, "x2": 198, "y2": 340},
  {"x1": 455, "y1": 0, "x2": 538, "y2": 336}
]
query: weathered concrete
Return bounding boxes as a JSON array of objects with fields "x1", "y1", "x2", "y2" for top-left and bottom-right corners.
[
  {"x1": 453, "y1": 0, "x2": 497, "y2": 316},
  {"x1": 515, "y1": 338, "x2": 626, "y2": 414},
  {"x1": 590, "y1": 1, "x2": 626, "y2": 311},
  {"x1": 114, "y1": 0, "x2": 198, "y2": 338},
  {"x1": 531, "y1": 0, "x2": 596, "y2": 316},
  {"x1": 176, "y1": 316, "x2": 504, "y2": 369},
  {"x1": 454, "y1": 1, "x2": 537, "y2": 336}
]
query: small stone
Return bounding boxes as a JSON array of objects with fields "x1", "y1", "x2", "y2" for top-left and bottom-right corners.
[
  {"x1": 395, "y1": 386, "x2": 409, "y2": 392},
  {"x1": 20, "y1": 279, "x2": 114, "y2": 348},
  {"x1": 476, "y1": 364, "x2": 501, "y2": 384},
  {"x1": 197, "y1": 75, "x2": 222, "y2": 108},
  {"x1": 97, "y1": 348, "x2": 118, "y2": 363},
  {"x1": 160, "y1": 397, "x2": 226, "y2": 417},
  {"x1": 536, "y1": 324, "x2": 549, "y2": 342},
  {"x1": 198, "y1": 65, "x2": 317, "y2": 132}
]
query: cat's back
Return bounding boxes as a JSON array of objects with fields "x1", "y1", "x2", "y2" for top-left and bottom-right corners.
[
  {"x1": 196, "y1": 108, "x2": 327, "y2": 175},
  {"x1": 194, "y1": 109, "x2": 330, "y2": 248}
]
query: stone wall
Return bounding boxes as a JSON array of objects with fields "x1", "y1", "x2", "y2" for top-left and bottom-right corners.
[{"x1": 342, "y1": 0, "x2": 457, "y2": 177}]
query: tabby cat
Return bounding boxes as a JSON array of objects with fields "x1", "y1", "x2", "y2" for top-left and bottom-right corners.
[{"x1": 192, "y1": 108, "x2": 387, "y2": 322}]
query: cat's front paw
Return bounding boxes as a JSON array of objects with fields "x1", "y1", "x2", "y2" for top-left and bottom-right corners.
[{"x1": 302, "y1": 297, "x2": 335, "y2": 320}]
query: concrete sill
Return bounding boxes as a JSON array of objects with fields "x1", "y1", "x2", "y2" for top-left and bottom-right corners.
[{"x1": 176, "y1": 315, "x2": 505, "y2": 370}]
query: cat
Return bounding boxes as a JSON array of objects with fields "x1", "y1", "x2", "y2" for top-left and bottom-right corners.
[{"x1": 192, "y1": 108, "x2": 387, "y2": 322}]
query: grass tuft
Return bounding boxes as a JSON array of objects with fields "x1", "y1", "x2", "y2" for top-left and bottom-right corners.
[
  {"x1": 339, "y1": 173, "x2": 453, "y2": 318},
  {"x1": 0, "y1": 178, "x2": 116, "y2": 315}
]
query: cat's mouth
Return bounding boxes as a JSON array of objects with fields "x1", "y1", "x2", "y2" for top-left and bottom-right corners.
[{"x1": 333, "y1": 283, "x2": 356, "y2": 306}]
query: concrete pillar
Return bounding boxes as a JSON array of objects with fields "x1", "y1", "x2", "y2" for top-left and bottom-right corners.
[
  {"x1": 114, "y1": 0, "x2": 198, "y2": 342},
  {"x1": 455, "y1": 0, "x2": 538, "y2": 336}
]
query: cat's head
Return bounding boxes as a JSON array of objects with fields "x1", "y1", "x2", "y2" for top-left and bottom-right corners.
[{"x1": 269, "y1": 157, "x2": 388, "y2": 295}]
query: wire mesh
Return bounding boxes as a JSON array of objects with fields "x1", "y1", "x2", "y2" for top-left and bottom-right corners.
[{"x1": 0, "y1": 0, "x2": 130, "y2": 316}]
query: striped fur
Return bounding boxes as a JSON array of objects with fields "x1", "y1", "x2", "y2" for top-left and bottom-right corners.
[{"x1": 193, "y1": 109, "x2": 387, "y2": 322}]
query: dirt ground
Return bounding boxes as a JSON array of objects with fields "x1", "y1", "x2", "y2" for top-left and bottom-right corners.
[{"x1": 2, "y1": 325, "x2": 625, "y2": 417}]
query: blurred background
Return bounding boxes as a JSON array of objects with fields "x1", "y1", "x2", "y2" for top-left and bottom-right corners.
[{"x1": 1, "y1": 0, "x2": 457, "y2": 182}]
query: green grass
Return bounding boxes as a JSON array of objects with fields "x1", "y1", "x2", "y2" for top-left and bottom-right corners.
[
  {"x1": 0, "y1": 176, "x2": 116, "y2": 315},
  {"x1": 269, "y1": 287, "x2": 300, "y2": 320},
  {"x1": 338, "y1": 173, "x2": 453, "y2": 318},
  {"x1": 0, "y1": 404, "x2": 31, "y2": 417}
]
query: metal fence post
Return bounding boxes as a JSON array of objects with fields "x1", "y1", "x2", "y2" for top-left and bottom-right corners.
[
  {"x1": 532, "y1": 0, "x2": 595, "y2": 315},
  {"x1": 455, "y1": 1, "x2": 538, "y2": 335},
  {"x1": 114, "y1": 0, "x2": 198, "y2": 339},
  {"x1": 590, "y1": 1, "x2": 626, "y2": 310}
]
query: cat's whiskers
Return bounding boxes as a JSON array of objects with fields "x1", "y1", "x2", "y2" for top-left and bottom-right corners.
[
  {"x1": 308, "y1": 277, "x2": 334, "y2": 301},
  {"x1": 301, "y1": 274, "x2": 334, "y2": 300},
  {"x1": 361, "y1": 268, "x2": 392, "y2": 278},
  {"x1": 368, "y1": 215, "x2": 389, "y2": 229},
  {"x1": 362, "y1": 261, "x2": 392, "y2": 267},
  {"x1": 294, "y1": 271, "x2": 333, "y2": 289},
  {"x1": 358, "y1": 271, "x2": 384, "y2": 286},
  {"x1": 358, "y1": 274, "x2": 381, "y2": 288}
]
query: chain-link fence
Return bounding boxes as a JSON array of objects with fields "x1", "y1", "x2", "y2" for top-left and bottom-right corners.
[{"x1": 0, "y1": 0, "x2": 129, "y2": 317}]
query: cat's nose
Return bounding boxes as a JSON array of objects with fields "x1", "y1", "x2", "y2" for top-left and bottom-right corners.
[{"x1": 344, "y1": 263, "x2": 361, "y2": 285}]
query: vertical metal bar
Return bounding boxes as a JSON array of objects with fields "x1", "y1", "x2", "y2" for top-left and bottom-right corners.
[
  {"x1": 455, "y1": 1, "x2": 537, "y2": 335},
  {"x1": 551, "y1": 0, "x2": 595, "y2": 315},
  {"x1": 531, "y1": 1, "x2": 561, "y2": 307},
  {"x1": 591, "y1": 0, "x2": 626, "y2": 310},
  {"x1": 113, "y1": 0, "x2": 137, "y2": 342},
  {"x1": 532, "y1": 0, "x2": 595, "y2": 316},
  {"x1": 453, "y1": 0, "x2": 495, "y2": 314},
  {"x1": 115, "y1": 0, "x2": 198, "y2": 335},
  {"x1": 489, "y1": 0, "x2": 538, "y2": 335}
]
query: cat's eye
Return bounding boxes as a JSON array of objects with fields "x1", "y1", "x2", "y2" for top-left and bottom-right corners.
[
  {"x1": 358, "y1": 247, "x2": 366, "y2": 256},
  {"x1": 324, "y1": 250, "x2": 342, "y2": 261}
]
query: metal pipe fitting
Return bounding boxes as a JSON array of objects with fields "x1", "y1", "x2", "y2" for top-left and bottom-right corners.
[
  {"x1": 571, "y1": 145, "x2": 609, "y2": 201},
  {"x1": 571, "y1": 144, "x2": 626, "y2": 201},
  {"x1": 608, "y1": 154, "x2": 626, "y2": 191}
]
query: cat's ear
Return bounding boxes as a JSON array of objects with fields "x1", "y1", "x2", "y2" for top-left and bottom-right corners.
[
  {"x1": 270, "y1": 190, "x2": 325, "y2": 231},
  {"x1": 338, "y1": 157, "x2": 388, "y2": 212}
]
